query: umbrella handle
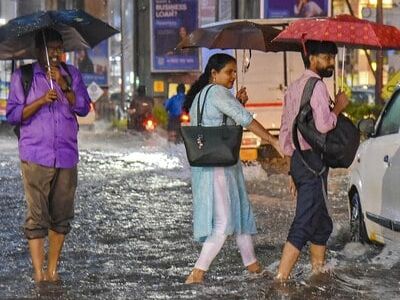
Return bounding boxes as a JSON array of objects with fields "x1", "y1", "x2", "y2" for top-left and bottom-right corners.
[
  {"x1": 242, "y1": 49, "x2": 246, "y2": 88},
  {"x1": 235, "y1": 49, "x2": 239, "y2": 93},
  {"x1": 42, "y1": 30, "x2": 54, "y2": 90},
  {"x1": 341, "y1": 46, "x2": 345, "y2": 91}
]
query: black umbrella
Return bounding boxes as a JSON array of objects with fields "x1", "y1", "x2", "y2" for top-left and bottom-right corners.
[
  {"x1": 0, "y1": 9, "x2": 119, "y2": 60},
  {"x1": 176, "y1": 19, "x2": 301, "y2": 53},
  {"x1": 176, "y1": 19, "x2": 301, "y2": 89}
]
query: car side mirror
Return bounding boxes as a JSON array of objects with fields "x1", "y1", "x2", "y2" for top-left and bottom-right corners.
[{"x1": 357, "y1": 118, "x2": 375, "y2": 136}]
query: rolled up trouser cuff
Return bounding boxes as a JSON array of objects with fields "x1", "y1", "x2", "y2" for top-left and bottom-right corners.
[
  {"x1": 24, "y1": 223, "x2": 71, "y2": 239},
  {"x1": 24, "y1": 228, "x2": 48, "y2": 240},
  {"x1": 50, "y1": 224, "x2": 71, "y2": 235}
]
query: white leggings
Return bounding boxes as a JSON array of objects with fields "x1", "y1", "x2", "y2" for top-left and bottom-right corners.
[{"x1": 194, "y1": 168, "x2": 257, "y2": 271}]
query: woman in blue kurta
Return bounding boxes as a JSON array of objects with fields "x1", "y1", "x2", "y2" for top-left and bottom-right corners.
[{"x1": 184, "y1": 54, "x2": 283, "y2": 284}]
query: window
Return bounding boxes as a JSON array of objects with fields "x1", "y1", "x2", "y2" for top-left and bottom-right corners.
[{"x1": 377, "y1": 91, "x2": 400, "y2": 136}]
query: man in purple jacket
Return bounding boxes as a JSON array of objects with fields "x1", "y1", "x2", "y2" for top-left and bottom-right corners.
[{"x1": 6, "y1": 28, "x2": 90, "y2": 282}]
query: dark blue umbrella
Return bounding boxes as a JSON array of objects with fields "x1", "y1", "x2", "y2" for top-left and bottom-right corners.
[{"x1": 0, "y1": 9, "x2": 119, "y2": 60}]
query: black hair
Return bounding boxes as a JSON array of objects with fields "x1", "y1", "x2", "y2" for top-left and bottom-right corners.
[
  {"x1": 35, "y1": 28, "x2": 63, "y2": 49},
  {"x1": 183, "y1": 53, "x2": 236, "y2": 112},
  {"x1": 301, "y1": 40, "x2": 338, "y2": 68},
  {"x1": 177, "y1": 83, "x2": 185, "y2": 94}
]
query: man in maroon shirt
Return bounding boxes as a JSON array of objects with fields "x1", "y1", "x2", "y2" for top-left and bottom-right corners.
[{"x1": 276, "y1": 40, "x2": 349, "y2": 282}]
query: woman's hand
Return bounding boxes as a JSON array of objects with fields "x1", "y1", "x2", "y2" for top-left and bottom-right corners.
[
  {"x1": 236, "y1": 86, "x2": 248, "y2": 105},
  {"x1": 270, "y1": 136, "x2": 284, "y2": 158},
  {"x1": 247, "y1": 119, "x2": 284, "y2": 158}
]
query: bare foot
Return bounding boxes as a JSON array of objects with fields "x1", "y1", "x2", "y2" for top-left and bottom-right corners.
[
  {"x1": 185, "y1": 268, "x2": 205, "y2": 284},
  {"x1": 32, "y1": 270, "x2": 47, "y2": 283},
  {"x1": 46, "y1": 270, "x2": 60, "y2": 283},
  {"x1": 274, "y1": 272, "x2": 290, "y2": 283},
  {"x1": 32, "y1": 270, "x2": 45, "y2": 283},
  {"x1": 247, "y1": 261, "x2": 262, "y2": 274},
  {"x1": 309, "y1": 269, "x2": 332, "y2": 285}
]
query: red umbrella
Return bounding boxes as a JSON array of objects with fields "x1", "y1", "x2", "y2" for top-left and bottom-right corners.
[
  {"x1": 273, "y1": 14, "x2": 400, "y2": 89},
  {"x1": 273, "y1": 14, "x2": 400, "y2": 50}
]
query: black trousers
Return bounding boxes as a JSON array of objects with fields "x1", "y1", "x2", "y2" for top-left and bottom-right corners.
[{"x1": 287, "y1": 150, "x2": 332, "y2": 251}]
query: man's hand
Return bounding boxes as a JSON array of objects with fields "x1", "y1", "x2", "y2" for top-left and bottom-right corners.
[
  {"x1": 22, "y1": 89, "x2": 57, "y2": 121},
  {"x1": 289, "y1": 176, "x2": 297, "y2": 200},
  {"x1": 236, "y1": 86, "x2": 248, "y2": 105},
  {"x1": 332, "y1": 90, "x2": 349, "y2": 116},
  {"x1": 48, "y1": 66, "x2": 68, "y2": 90},
  {"x1": 41, "y1": 89, "x2": 57, "y2": 104}
]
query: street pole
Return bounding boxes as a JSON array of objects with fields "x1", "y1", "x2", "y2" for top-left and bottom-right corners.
[
  {"x1": 133, "y1": 0, "x2": 139, "y2": 91},
  {"x1": 345, "y1": 0, "x2": 376, "y2": 81},
  {"x1": 376, "y1": 0, "x2": 383, "y2": 105},
  {"x1": 120, "y1": 0, "x2": 126, "y2": 121}
]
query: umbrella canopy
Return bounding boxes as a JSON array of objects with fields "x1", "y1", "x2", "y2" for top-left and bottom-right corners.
[
  {"x1": 176, "y1": 19, "x2": 302, "y2": 52},
  {"x1": 273, "y1": 14, "x2": 400, "y2": 50},
  {"x1": 0, "y1": 9, "x2": 119, "y2": 60}
]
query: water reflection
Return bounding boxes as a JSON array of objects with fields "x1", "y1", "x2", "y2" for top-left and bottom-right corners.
[{"x1": 0, "y1": 130, "x2": 399, "y2": 299}]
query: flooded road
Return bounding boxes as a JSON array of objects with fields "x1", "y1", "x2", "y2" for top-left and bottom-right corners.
[{"x1": 0, "y1": 128, "x2": 399, "y2": 299}]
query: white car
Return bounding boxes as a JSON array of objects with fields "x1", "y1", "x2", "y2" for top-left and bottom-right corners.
[{"x1": 348, "y1": 89, "x2": 400, "y2": 244}]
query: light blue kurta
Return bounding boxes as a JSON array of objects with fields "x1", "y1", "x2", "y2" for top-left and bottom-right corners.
[{"x1": 189, "y1": 84, "x2": 257, "y2": 242}]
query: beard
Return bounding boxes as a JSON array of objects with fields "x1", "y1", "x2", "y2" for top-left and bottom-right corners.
[{"x1": 317, "y1": 66, "x2": 334, "y2": 78}]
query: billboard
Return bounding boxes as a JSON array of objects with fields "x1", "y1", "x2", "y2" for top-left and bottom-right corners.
[
  {"x1": 151, "y1": 0, "x2": 200, "y2": 72},
  {"x1": 262, "y1": 0, "x2": 331, "y2": 19},
  {"x1": 74, "y1": 40, "x2": 109, "y2": 86}
]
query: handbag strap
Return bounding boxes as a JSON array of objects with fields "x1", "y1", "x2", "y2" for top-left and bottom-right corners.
[{"x1": 197, "y1": 84, "x2": 228, "y2": 126}]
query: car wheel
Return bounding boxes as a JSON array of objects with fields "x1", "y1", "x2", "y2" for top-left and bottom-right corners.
[{"x1": 350, "y1": 192, "x2": 369, "y2": 243}]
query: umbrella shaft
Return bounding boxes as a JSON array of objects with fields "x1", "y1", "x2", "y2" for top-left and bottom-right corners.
[
  {"x1": 42, "y1": 30, "x2": 53, "y2": 89},
  {"x1": 341, "y1": 46, "x2": 345, "y2": 90}
]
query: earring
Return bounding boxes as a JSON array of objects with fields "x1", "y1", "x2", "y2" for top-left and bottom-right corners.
[{"x1": 212, "y1": 77, "x2": 216, "y2": 83}]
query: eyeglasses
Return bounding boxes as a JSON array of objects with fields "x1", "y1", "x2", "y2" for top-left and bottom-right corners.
[{"x1": 48, "y1": 46, "x2": 64, "y2": 54}]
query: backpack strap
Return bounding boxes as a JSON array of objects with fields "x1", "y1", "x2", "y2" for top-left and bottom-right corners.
[
  {"x1": 20, "y1": 64, "x2": 33, "y2": 99},
  {"x1": 20, "y1": 62, "x2": 72, "y2": 97},
  {"x1": 14, "y1": 64, "x2": 34, "y2": 140},
  {"x1": 292, "y1": 77, "x2": 326, "y2": 176},
  {"x1": 299, "y1": 77, "x2": 319, "y2": 108}
]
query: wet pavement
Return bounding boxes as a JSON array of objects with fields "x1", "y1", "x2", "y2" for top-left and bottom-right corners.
[{"x1": 0, "y1": 126, "x2": 399, "y2": 299}]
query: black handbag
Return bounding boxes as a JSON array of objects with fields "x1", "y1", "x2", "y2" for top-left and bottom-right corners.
[{"x1": 181, "y1": 85, "x2": 243, "y2": 167}]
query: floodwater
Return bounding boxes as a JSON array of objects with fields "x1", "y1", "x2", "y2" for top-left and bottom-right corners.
[{"x1": 0, "y1": 126, "x2": 399, "y2": 299}]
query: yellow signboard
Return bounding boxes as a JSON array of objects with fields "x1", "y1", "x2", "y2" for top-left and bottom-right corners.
[{"x1": 153, "y1": 80, "x2": 165, "y2": 93}]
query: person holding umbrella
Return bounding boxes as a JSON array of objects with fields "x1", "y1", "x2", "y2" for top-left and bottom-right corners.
[
  {"x1": 6, "y1": 28, "x2": 90, "y2": 282},
  {"x1": 276, "y1": 40, "x2": 349, "y2": 282},
  {"x1": 183, "y1": 53, "x2": 283, "y2": 284}
]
